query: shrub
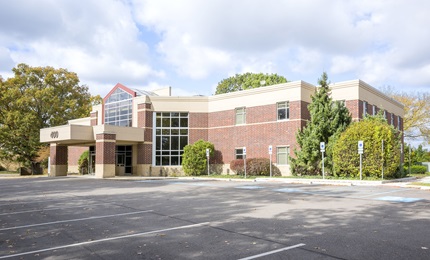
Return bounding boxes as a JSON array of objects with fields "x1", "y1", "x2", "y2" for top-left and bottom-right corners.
[
  {"x1": 404, "y1": 165, "x2": 428, "y2": 175},
  {"x1": 333, "y1": 116, "x2": 401, "y2": 179},
  {"x1": 182, "y1": 140, "x2": 215, "y2": 176},
  {"x1": 230, "y1": 159, "x2": 245, "y2": 175},
  {"x1": 78, "y1": 150, "x2": 89, "y2": 174},
  {"x1": 230, "y1": 158, "x2": 281, "y2": 176}
]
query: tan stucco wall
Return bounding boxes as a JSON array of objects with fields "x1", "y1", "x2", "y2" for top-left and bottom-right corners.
[{"x1": 330, "y1": 80, "x2": 404, "y2": 116}]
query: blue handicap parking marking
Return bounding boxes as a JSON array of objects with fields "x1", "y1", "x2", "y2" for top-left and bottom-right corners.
[
  {"x1": 235, "y1": 185, "x2": 264, "y2": 190},
  {"x1": 375, "y1": 196, "x2": 423, "y2": 203},
  {"x1": 275, "y1": 188, "x2": 304, "y2": 193}
]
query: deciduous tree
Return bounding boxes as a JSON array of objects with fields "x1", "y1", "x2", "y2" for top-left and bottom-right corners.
[
  {"x1": 0, "y1": 63, "x2": 96, "y2": 165},
  {"x1": 384, "y1": 90, "x2": 430, "y2": 142},
  {"x1": 215, "y1": 72, "x2": 287, "y2": 94}
]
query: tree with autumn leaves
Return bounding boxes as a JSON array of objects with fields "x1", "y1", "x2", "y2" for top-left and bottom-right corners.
[{"x1": 0, "y1": 64, "x2": 101, "y2": 166}]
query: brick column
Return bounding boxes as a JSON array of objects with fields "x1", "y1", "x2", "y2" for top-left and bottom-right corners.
[
  {"x1": 95, "y1": 132, "x2": 116, "y2": 178},
  {"x1": 49, "y1": 144, "x2": 68, "y2": 177},
  {"x1": 90, "y1": 111, "x2": 98, "y2": 126}
]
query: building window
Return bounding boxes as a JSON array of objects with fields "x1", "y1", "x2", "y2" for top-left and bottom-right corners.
[
  {"x1": 391, "y1": 114, "x2": 394, "y2": 126},
  {"x1": 383, "y1": 110, "x2": 387, "y2": 119},
  {"x1": 277, "y1": 101, "x2": 289, "y2": 120},
  {"x1": 372, "y1": 105, "x2": 376, "y2": 115},
  {"x1": 104, "y1": 88, "x2": 133, "y2": 127},
  {"x1": 235, "y1": 148, "x2": 245, "y2": 159},
  {"x1": 277, "y1": 146, "x2": 289, "y2": 165},
  {"x1": 235, "y1": 107, "x2": 246, "y2": 125},
  {"x1": 397, "y1": 116, "x2": 401, "y2": 130},
  {"x1": 363, "y1": 101, "x2": 367, "y2": 117},
  {"x1": 155, "y1": 112, "x2": 189, "y2": 166}
]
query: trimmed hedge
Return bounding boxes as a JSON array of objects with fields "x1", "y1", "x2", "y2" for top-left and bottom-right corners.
[
  {"x1": 230, "y1": 158, "x2": 281, "y2": 176},
  {"x1": 404, "y1": 165, "x2": 428, "y2": 174}
]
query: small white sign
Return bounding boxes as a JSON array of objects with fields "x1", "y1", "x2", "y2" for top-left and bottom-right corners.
[
  {"x1": 358, "y1": 140, "x2": 364, "y2": 154},
  {"x1": 320, "y1": 142, "x2": 325, "y2": 152},
  {"x1": 269, "y1": 145, "x2": 273, "y2": 155},
  {"x1": 243, "y1": 147, "x2": 247, "y2": 155},
  {"x1": 206, "y1": 148, "x2": 210, "y2": 157}
]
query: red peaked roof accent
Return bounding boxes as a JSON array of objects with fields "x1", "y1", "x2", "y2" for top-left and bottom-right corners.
[{"x1": 103, "y1": 83, "x2": 137, "y2": 103}]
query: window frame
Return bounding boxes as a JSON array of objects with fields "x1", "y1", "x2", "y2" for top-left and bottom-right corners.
[
  {"x1": 363, "y1": 101, "x2": 368, "y2": 117},
  {"x1": 277, "y1": 101, "x2": 290, "y2": 121},
  {"x1": 235, "y1": 107, "x2": 246, "y2": 125},
  {"x1": 276, "y1": 146, "x2": 290, "y2": 165},
  {"x1": 235, "y1": 148, "x2": 245, "y2": 159},
  {"x1": 154, "y1": 112, "x2": 189, "y2": 166}
]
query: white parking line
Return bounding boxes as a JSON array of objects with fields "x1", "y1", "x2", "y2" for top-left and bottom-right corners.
[
  {"x1": 238, "y1": 243, "x2": 306, "y2": 260},
  {"x1": 0, "y1": 222, "x2": 209, "y2": 259},
  {"x1": 0, "y1": 210, "x2": 153, "y2": 231}
]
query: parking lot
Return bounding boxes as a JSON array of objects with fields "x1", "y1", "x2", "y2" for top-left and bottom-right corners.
[{"x1": 0, "y1": 177, "x2": 429, "y2": 259}]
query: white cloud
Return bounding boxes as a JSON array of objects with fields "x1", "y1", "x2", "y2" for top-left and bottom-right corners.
[{"x1": 2, "y1": 0, "x2": 430, "y2": 97}]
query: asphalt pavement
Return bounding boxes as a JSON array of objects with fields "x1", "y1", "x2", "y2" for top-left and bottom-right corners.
[{"x1": 0, "y1": 176, "x2": 429, "y2": 259}]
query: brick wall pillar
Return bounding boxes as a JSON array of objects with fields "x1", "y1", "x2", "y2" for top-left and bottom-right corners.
[
  {"x1": 90, "y1": 111, "x2": 98, "y2": 126},
  {"x1": 95, "y1": 132, "x2": 116, "y2": 178},
  {"x1": 49, "y1": 144, "x2": 68, "y2": 177}
]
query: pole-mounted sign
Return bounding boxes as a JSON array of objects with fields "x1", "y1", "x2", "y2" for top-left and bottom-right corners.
[
  {"x1": 243, "y1": 147, "x2": 247, "y2": 178},
  {"x1": 358, "y1": 140, "x2": 364, "y2": 180},
  {"x1": 320, "y1": 142, "x2": 325, "y2": 179},
  {"x1": 206, "y1": 148, "x2": 210, "y2": 176},
  {"x1": 269, "y1": 145, "x2": 273, "y2": 177},
  {"x1": 320, "y1": 142, "x2": 325, "y2": 152}
]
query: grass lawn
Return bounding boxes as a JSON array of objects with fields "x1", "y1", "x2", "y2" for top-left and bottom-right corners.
[
  {"x1": 409, "y1": 182, "x2": 430, "y2": 186},
  {"x1": 0, "y1": 171, "x2": 19, "y2": 174}
]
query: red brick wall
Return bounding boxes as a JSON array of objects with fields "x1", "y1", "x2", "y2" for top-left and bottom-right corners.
[
  {"x1": 206, "y1": 101, "x2": 309, "y2": 164},
  {"x1": 346, "y1": 100, "x2": 360, "y2": 120},
  {"x1": 90, "y1": 111, "x2": 98, "y2": 126},
  {"x1": 50, "y1": 145, "x2": 68, "y2": 165},
  {"x1": 68, "y1": 146, "x2": 88, "y2": 166},
  {"x1": 189, "y1": 113, "x2": 208, "y2": 143},
  {"x1": 137, "y1": 143, "x2": 152, "y2": 164},
  {"x1": 96, "y1": 133, "x2": 116, "y2": 164}
]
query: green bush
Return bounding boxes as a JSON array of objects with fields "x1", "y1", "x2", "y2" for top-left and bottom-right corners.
[
  {"x1": 78, "y1": 150, "x2": 89, "y2": 174},
  {"x1": 404, "y1": 165, "x2": 428, "y2": 174},
  {"x1": 230, "y1": 158, "x2": 281, "y2": 176},
  {"x1": 182, "y1": 140, "x2": 215, "y2": 176},
  {"x1": 333, "y1": 116, "x2": 401, "y2": 179}
]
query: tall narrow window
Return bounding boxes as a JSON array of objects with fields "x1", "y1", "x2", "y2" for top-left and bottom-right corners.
[
  {"x1": 277, "y1": 146, "x2": 290, "y2": 165},
  {"x1": 155, "y1": 112, "x2": 189, "y2": 166},
  {"x1": 277, "y1": 101, "x2": 289, "y2": 120},
  {"x1": 391, "y1": 114, "x2": 394, "y2": 126},
  {"x1": 397, "y1": 116, "x2": 401, "y2": 130},
  {"x1": 363, "y1": 101, "x2": 368, "y2": 117},
  {"x1": 104, "y1": 88, "x2": 133, "y2": 126},
  {"x1": 372, "y1": 105, "x2": 376, "y2": 115},
  {"x1": 383, "y1": 110, "x2": 387, "y2": 119},
  {"x1": 235, "y1": 107, "x2": 246, "y2": 125},
  {"x1": 235, "y1": 148, "x2": 244, "y2": 159}
]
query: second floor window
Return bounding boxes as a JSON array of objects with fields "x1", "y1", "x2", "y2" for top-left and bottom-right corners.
[
  {"x1": 277, "y1": 101, "x2": 289, "y2": 120},
  {"x1": 235, "y1": 107, "x2": 246, "y2": 125},
  {"x1": 104, "y1": 88, "x2": 132, "y2": 127}
]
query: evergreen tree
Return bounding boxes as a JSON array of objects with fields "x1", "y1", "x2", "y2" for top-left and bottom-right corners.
[{"x1": 290, "y1": 72, "x2": 352, "y2": 176}]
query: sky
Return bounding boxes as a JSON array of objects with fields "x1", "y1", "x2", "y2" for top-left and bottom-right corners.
[{"x1": 1, "y1": 0, "x2": 430, "y2": 98}]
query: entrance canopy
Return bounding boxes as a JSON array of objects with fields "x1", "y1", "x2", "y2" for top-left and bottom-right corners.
[{"x1": 40, "y1": 124, "x2": 145, "y2": 146}]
